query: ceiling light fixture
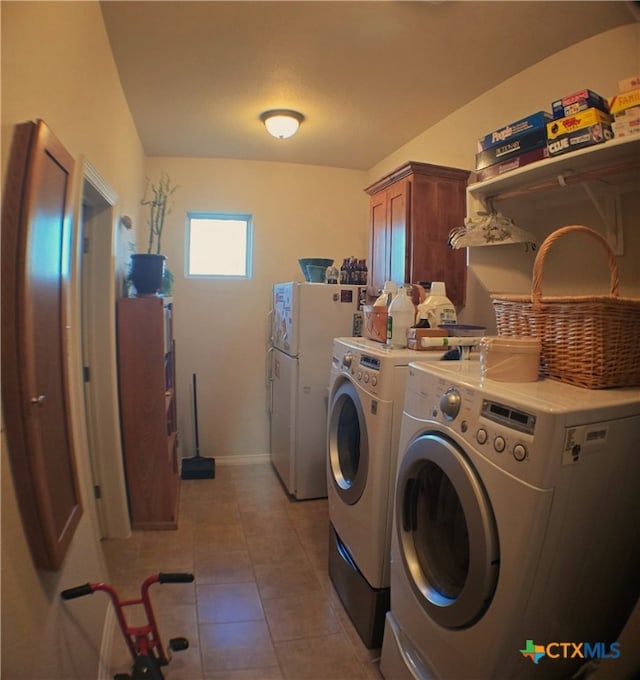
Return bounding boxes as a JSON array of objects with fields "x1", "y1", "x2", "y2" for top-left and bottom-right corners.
[{"x1": 260, "y1": 109, "x2": 304, "y2": 139}]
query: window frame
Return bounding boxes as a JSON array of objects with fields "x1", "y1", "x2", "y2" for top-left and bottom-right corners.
[{"x1": 185, "y1": 211, "x2": 254, "y2": 280}]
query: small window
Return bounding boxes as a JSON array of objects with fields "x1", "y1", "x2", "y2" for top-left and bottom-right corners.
[{"x1": 186, "y1": 212, "x2": 253, "y2": 278}]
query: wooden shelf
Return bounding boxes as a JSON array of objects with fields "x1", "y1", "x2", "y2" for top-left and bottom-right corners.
[{"x1": 117, "y1": 297, "x2": 179, "y2": 530}]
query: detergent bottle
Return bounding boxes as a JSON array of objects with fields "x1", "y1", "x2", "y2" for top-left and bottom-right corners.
[
  {"x1": 415, "y1": 281, "x2": 457, "y2": 329},
  {"x1": 373, "y1": 281, "x2": 397, "y2": 307},
  {"x1": 387, "y1": 284, "x2": 415, "y2": 348}
]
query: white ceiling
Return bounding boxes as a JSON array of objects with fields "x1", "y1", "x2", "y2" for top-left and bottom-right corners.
[{"x1": 101, "y1": 1, "x2": 638, "y2": 170}]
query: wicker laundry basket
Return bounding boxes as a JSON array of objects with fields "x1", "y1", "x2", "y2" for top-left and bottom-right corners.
[{"x1": 491, "y1": 225, "x2": 640, "y2": 389}]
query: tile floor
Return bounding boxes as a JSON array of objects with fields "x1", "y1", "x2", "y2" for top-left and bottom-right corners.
[{"x1": 102, "y1": 463, "x2": 383, "y2": 680}]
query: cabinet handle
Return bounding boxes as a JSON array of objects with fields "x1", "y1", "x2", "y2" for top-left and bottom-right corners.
[{"x1": 30, "y1": 394, "x2": 47, "y2": 406}]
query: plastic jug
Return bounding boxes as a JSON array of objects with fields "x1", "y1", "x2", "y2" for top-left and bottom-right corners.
[
  {"x1": 387, "y1": 284, "x2": 415, "y2": 348},
  {"x1": 415, "y1": 281, "x2": 457, "y2": 328},
  {"x1": 373, "y1": 281, "x2": 397, "y2": 307}
]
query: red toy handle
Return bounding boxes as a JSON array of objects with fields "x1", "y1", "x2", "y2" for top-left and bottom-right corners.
[
  {"x1": 60, "y1": 573, "x2": 195, "y2": 669},
  {"x1": 61, "y1": 573, "x2": 194, "y2": 599},
  {"x1": 158, "y1": 573, "x2": 194, "y2": 584}
]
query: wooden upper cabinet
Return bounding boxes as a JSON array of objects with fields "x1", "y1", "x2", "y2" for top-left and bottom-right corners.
[{"x1": 365, "y1": 161, "x2": 470, "y2": 306}]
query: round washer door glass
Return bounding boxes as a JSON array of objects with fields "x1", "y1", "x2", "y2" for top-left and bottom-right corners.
[
  {"x1": 396, "y1": 432, "x2": 499, "y2": 629},
  {"x1": 327, "y1": 380, "x2": 368, "y2": 505}
]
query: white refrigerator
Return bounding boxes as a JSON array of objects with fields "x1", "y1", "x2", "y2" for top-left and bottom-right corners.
[{"x1": 268, "y1": 282, "x2": 361, "y2": 499}]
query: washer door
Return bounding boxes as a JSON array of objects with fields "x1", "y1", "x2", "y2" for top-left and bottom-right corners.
[
  {"x1": 396, "y1": 432, "x2": 499, "y2": 629},
  {"x1": 327, "y1": 380, "x2": 369, "y2": 505}
]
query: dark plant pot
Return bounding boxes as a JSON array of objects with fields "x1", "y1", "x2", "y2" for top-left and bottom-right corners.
[{"x1": 129, "y1": 253, "x2": 166, "y2": 296}]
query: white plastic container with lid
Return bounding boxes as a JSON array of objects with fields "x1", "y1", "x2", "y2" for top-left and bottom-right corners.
[
  {"x1": 480, "y1": 336, "x2": 542, "y2": 382},
  {"x1": 387, "y1": 284, "x2": 415, "y2": 348},
  {"x1": 415, "y1": 281, "x2": 457, "y2": 328},
  {"x1": 373, "y1": 280, "x2": 397, "y2": 307}
]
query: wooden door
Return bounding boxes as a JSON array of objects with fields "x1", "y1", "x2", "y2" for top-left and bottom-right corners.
[
  {"x1": 388, "y1": 180, "x2": 409, "y2": 286},
  {"x1": 1, "y1": 120, "x2": 82, "y2": 570},
  {"x1": 368, "y1": 190, "x2": 389, "y2": 296},
  {"x1": 367, "y1": 180, "x2": 410, "y2": 297},
  {"x1": 410, "y1": 168, "x2": 469, "y2": 306}
]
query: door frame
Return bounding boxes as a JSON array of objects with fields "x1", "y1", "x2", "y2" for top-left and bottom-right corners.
[{"x1": 72, "y1": 158, "x2": 130, "y2": 539}]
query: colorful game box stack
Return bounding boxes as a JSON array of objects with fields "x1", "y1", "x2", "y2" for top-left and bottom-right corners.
[
  {"x1": 609, "y1": 76, "x2": 640, "y2": 139},
  {"x1": 474, "y1": 111, "x2": 552, "y2": 181},
  {"x1": 546, "y1": 88, "x2": 613, "y2": 157},
  {"x1": 473, "y1": 82, "x2": 635, "y2": 180}
]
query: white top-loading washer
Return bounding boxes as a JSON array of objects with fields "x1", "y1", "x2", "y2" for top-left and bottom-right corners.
[{"x1": 382, "y1": 360, "x2": 640, "y2": 679}]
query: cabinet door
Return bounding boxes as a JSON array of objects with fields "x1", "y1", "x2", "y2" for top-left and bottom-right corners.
[
  {"x1": 1, "y1": 120, "x2": 82, "y2": 570},
  {"x1": 367, "y1": 181, "x2": 410, "y2": 296},
  {"x1": 410, "y1": 173, "x2": 468, "y2": 306},
  {"x1": 368, "y1": 191, "x2": 389, "y2": 296},
  {"x1": 388, "y1": 180, "x2": 409, "y2": 287}
]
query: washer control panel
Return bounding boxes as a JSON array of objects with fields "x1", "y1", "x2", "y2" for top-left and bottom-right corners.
[
  {"x1": 440, "y1": 388, "x2": 461, "y2": 420},
  {"x1": 473, "y1": 399, "x2": 535, "y2": 463},
  {"x1": 481, "y1": 399, "x2": 536, "y2": 435},
  {"x1": 337, "y1": 350, "x2": 381, "y2": 392},
  {"x1": 404, "y1": 367, "x2": 537, "y2": 468},
  {"x1": 429, "y1": 385, "x2": 536, "y2": 464}
]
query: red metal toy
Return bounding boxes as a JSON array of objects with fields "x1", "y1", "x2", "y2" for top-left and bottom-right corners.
[{"x1": 61, "y1": 572, "x2": 194, "y2": 680}]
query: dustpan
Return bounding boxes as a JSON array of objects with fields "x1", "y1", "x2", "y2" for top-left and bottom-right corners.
[{"x1": 181, "y1": 373, "x2": 215, "y2": 479}]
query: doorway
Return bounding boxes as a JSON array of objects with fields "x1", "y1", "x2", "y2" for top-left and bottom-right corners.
[{"x1": 77, "y1": 159, "x2": 130, "y2": 539}]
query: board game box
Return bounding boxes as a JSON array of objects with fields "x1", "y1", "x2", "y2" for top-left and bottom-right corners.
[
  {"x1": 609, "y1": 88, "x2": 640, "y2": 114},
  {"x1": 552, "y1": 88, "x2": 609, "y2": 118},
  {"x1": 547, "y1": 107, "x2": 613, "y2": 140},
  {"x1": 547, "y1": 123, "x2": 613, "y2": 157},
  {"x1": 475, "y1": 147, "x2": 550, "y2": 182},
  {"x1": 475, "y1": 128, "x2": 547, "y2": 170},
  {"x1": 477, "y1": 111, "x2": 552, "y2": 152}
]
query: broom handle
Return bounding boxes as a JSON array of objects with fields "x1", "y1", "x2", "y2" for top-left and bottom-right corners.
[{"x1": 192, "y1": 373, "x2": 200, "y2": 456}]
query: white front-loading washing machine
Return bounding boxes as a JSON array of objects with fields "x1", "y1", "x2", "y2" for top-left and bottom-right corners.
[
  {"x1": 327, "y1": 337, "x2": 450, "y2": 648},
  {"x1": 381, "y1": 360, "x2": 640, "y2": 680}
]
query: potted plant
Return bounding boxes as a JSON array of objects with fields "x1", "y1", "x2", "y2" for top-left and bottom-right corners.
[{"x1": 129, "y1": 172, "x2": 178, "y2": 295}]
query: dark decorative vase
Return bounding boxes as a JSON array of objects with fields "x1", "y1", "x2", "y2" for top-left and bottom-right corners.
[{"x1": 129, "y1": 254, "x2": 166, "y2": 296}]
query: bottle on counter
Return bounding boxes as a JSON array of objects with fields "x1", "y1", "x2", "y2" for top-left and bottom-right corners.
[
  {"x1": 415, "y1": 281, "x2": 457, "y2": 329},
  {"x1": 325, "y1": 264, "x2": 339, "y2": 284},
  {"x1": 338, "y1": 256, "x2": 368, "y2": 285},
  {"x1": 387, "y1": 284, "x2": 415, "y2": 348},
  {"x1": 358, "y1": 259, "x2": 368, "y2": 285},
  {"x1": 374, "y1": 280, "x2": 397, "y2": 307},
  {"x1": 339, "y1": 258, "x2": 349, "y2": 284}
]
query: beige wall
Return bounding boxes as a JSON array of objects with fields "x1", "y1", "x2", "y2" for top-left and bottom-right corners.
[
  {"x1": 1, "y1": 2, "x2": 145, "y2": 678},
  {"x1": 143, "y1": 156, "x2": 368, "y2": 464}
]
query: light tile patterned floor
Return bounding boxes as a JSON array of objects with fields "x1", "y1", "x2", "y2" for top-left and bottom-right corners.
[{"x1": 102, "y1": 463, "x2": 383, "y2": 680}]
